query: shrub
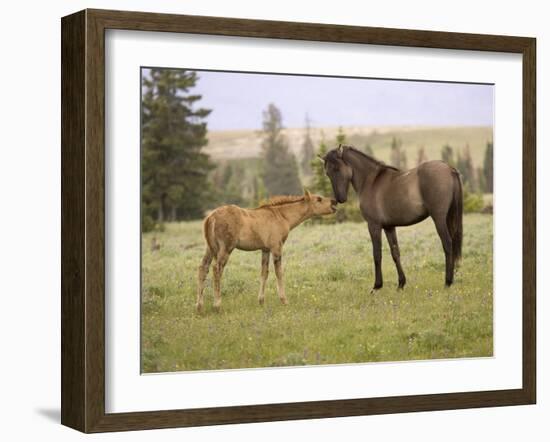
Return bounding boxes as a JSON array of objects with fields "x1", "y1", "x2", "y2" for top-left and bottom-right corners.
[
  {"x1": 463, "y1": 189, "x2": 484, "y2": 213},
  {"x1": 142, "y1": 214, "x2": 155, "y2": 233},
  {"x1": 142, "y1": 214, "x2": 166, "y2": 233}
]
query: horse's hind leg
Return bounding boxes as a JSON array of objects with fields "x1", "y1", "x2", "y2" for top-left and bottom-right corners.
[
  {"x1": 196, "y1": 248, "x2": 213, "y2": 313},
  {"x1": 213, "y1": 248, "x2": 231, "y2": 311},
  {"x1": 384, "y1": 227, "x2": 406, "y2": 289},
  {"x1": 432, "y1": 215, "x2": 454, "y2": 286},
  {"x1": 258, "y1": 250, "x2": 270, "y2": 305}
]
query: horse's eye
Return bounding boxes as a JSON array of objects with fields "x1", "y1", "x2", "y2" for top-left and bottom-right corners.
[{"x1": 317, "y1": 197, "x2": 322, "y2": 202}]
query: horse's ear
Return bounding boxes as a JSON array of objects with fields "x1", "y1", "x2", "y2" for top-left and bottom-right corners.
[
  {"x1": 337, "y1": 144, "x2": 344, "y2": 158},
  {"x1": 304, "y1": 188, "x2": 312, "y2": 200}
]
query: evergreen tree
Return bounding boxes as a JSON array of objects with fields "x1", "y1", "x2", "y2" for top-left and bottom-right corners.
[
  {"x1": 300, "y1": 114, "x2": 315, "y2": 176},
  {"x1": 477, "y1": 167, "x2": 486, "y2": 194},
  {"x1": 416, "y1": 146, "x2": 428, "y2": 165},
  {"x1": 141, "y1": 69, "x2": 214, "y2": 224},
  {"x1": 390, "y1": 137, "x2": 399, "y2": 167},
  {"x1": 390, "y1": 136, "x2": 407, "y2": 169},
  {"x1": 441, "y1": 143, "x2": 455, "y2": 167},
  {"x1": 311, "y1": 133, "x2": 332, "y2": 197},
  {"x1": 252, "y1": 175, "x2": 267, "y2": 207},
  {"x1": 336, "y1": 126, "x2": 347, "y2": 145},
  {"x1": 261, "y1": 103, "x2": 302, "y2": 196},
  {"x1": 484, "y1": 141, "x2": 494, "y2": 193},
  {"x1": 456, "y1": 144, "x2": 476, "y2": 191},
  {"x1": 219, "y1": 163, "x2": 245, "y2": 206}
]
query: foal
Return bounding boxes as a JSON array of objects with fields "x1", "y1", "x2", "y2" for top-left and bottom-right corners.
[{"x1": 196, "y1": 190, "x2": 337, "y2": 312}]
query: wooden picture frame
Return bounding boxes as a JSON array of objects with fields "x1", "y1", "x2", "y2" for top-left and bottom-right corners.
[{"x1": 61, "y1": 8, "x2": 536, "y2": 433}]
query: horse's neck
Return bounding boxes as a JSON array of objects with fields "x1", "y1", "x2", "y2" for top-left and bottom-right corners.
[
  {"x1": 344, "y1": 150, "x2": 380, "y2": 193},
  {"x1": 276, "y1": 202, "x2": 311, "y2": 229}
]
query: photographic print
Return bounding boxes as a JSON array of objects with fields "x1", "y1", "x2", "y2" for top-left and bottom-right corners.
[{"x1": 140, "y1": 68, "x2": 494, "y2": 373}]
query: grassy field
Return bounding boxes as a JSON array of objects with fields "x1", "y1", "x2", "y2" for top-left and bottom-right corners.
[{"x1": 142, "y1": 214, "x2": 493, "y2": 373}]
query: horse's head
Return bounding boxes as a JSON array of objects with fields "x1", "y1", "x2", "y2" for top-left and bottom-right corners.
[
  {"x1": 319, "y1": 145, "x2": 353, "y2": 203},
  {"x1": 304, "y1": 189, "x2": 337, "y2": 215}
]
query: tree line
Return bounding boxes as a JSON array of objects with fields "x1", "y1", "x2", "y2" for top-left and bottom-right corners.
[
  {"x1": 141, "y1": 70, "x2": 493, "y2": 230},
  {"x1": 141, "y1": 70, "x2": 307, "y2": 230},
  {"x1": 141, "y1": 69, "x2": 214, "y2": 230},
  {"x1": 390, "y1": 136, "x2": 493, "y2": 193}
]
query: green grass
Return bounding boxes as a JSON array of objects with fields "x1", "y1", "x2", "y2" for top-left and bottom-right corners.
[{"x1": 141, "y1": 214, "x2": 493, "y2": 373}]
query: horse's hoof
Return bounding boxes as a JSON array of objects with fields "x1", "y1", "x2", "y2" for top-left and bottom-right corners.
[
  {"x1": 195, "y1": 303, "x2": 203, "y2": 313},
  {"x1": 280, "y1": 298, "x2": 288, "y2": 305},
  {"x1": 213, "y1": 303, "x2": 222, "y2": 312},
  {"x1": 258, "y1": 298, "x2": 265, "y2": 306}
]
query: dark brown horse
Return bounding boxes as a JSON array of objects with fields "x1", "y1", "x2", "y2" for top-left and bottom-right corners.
[{"x1": 321, "y1": 144, "x2": 463, "y2": 289}]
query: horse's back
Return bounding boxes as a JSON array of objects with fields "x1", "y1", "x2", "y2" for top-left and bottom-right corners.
[
  {"x1": 418, "y1": 160, "x2": 455, "y2": 176},
  {"x1": 375, "y1": 168, "x2": 427, "y2": 226}
]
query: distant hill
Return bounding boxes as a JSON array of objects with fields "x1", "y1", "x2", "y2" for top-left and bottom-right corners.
[{"x1": 205, "y1": 125, "x2": 493, "y2": 169}]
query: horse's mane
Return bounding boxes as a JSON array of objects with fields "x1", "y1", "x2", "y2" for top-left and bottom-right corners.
[
  {"x1": 327, "y1": 144, "x2": 400, "y2": 172},
  {"x1": 256, "y1": 195, "x2": 305, "y2": 208}
]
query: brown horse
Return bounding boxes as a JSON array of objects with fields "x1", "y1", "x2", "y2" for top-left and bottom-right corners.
[
  {"x1": 321, "y1": 144, "x2": 462, "y2": 289},
  {"x1": 196, "y1": 190, "x2": 337, "y2": 312}
]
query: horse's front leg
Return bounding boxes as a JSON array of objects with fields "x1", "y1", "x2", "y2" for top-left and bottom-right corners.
[
  {"x1": 368, "y1": 222, "x2": 383, "y2": 291},
  {"x1": 258, "y1": 250, "x2": 270, "y2": 305},
  {"x1": 272, "y1": 246, "x2": 288, "y2": 305},
  {"x1": 384, "y1": 227, "x2": 406, "y2": 289}
]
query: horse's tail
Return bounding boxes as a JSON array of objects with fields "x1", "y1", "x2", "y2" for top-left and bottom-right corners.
[
  {"x1": 203, "y1": 212, "x2": 218, "y2": 256},
  {"x1": 447, "y1": 170, "x2": 463, "y2": 268}
]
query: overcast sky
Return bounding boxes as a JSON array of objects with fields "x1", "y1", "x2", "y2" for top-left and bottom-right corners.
[{"x1": 147, "y1": 69, "x2": 494, "y2": 131}]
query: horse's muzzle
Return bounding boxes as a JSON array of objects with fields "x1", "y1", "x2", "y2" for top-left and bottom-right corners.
[{"x1": 336, "y1": 196, "x2": 347, "y2": 204}]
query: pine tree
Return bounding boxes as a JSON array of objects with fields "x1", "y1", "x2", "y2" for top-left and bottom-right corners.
[
  {"x1": 416, "y1": 146, "x2": 428, "y2": 165},
  {"x1": 219, "y1": 163, "x2": 245, "y2": 206},
  {"x1": 300, "y1": 114, "x2": 315, "y2": 176},
  {"x1": 390, "y1": 136, "x2": 407, "y2": 169},
  {"x1": 477, "y1": 167, "x2": 486, "y2": 194},
  {"x1": 441, "y1": 144, "x2": 455, "y2": 167},
  {"x1": 261, "y1": 103, "x2": 302, "y2": 196},
  {"x1": 311, "y1": 133, "x2": 332, "y2": 197},
  {"x1": 141, "y1": 69, "x2": 214, "y2": 224},
  {"x1": 252, "y1": 175, "x2": 267, "y2": 207},
  {"x1": 484, "y1": 141, "x2": 494, "y2": 193},
  {"x1": 336, "y1": 126, "x2": 347, "y2": 145},
  {"x1": 390, "y1": 137, "x2": 399, "y2": 167},
  {"x1": 456, "y1": 144, "x2": 476, "y2": 191}
]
